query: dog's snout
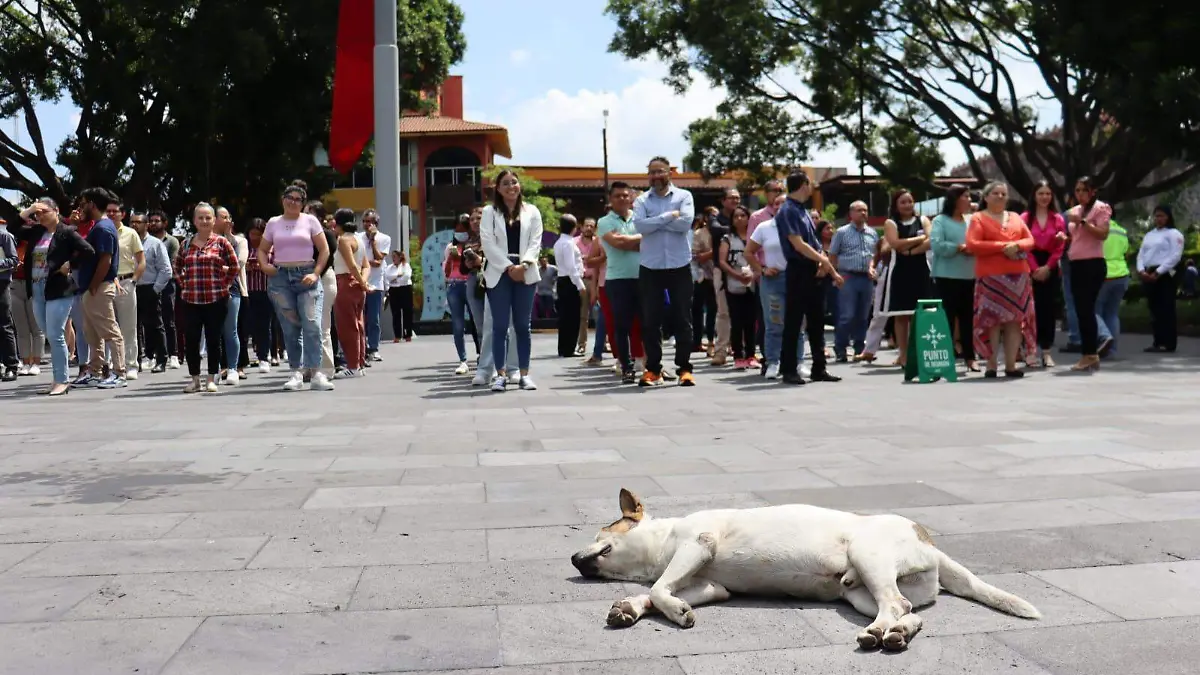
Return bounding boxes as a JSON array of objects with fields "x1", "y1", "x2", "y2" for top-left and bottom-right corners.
[{"x1": 571, "y1": 551, "x2": 600, "y2": 578}]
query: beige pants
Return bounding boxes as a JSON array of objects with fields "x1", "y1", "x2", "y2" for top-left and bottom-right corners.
[
  {"x1": 319, "y1": 268, "x2": 337, "y2": 377},
  {"x1": 712, "y1": 268, "x2": 731, "y2": 358},
  {"x1": 82, "y1": 281, "x2": 125, "y2": 374},
  {"x1": 114, "y1": 277, "x2": 139, "y2": 369},
  {"x1": 10, "y1": 279, "x2": 44, "y2": 361},
  {"x1": 576, "y1": 281, "x2": 595, "y2": 353}
]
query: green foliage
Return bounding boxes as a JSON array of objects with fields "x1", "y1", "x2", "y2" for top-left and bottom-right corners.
[
  {"x1": 683, "y1": 98, "x2": 824, "y2": 189},
  {"x1": 481, "y1": 164, "x2": 565, "y2": 235},
  {"x1": 604, "y1": 0, "x2": 1200, "y2": 205},
  {"x1": 0, "y1": 0, "x2": 465, "y2": 226},
  {"x1": 408, "y1": 236, "x2": 424, "y2": 305},
  {"x1": 820, "y1": 203, "x2": 839, "y2": 223}
]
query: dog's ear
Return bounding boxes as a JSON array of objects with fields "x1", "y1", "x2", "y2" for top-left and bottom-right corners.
[{"x1": 619, "y1": 488, "x2": 644, "y2": 522}]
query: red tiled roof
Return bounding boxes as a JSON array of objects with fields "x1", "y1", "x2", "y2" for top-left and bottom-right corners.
[{"x1": 399, "y1": 116, "x2": 511, "y2": 157}]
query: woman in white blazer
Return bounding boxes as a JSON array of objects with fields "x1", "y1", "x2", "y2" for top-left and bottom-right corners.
[{"x1": 480, "y1": 169, "x2": 543, "y2": 391}]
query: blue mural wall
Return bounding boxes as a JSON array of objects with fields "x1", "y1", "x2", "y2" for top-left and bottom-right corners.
[{"x1": 420, "y1": 229, "x2": 456, "y2": 321}]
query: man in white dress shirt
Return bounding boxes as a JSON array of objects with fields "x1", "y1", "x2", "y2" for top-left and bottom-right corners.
[{"x1": 553, "y1": 214, "x2": 587, "y2": 358}]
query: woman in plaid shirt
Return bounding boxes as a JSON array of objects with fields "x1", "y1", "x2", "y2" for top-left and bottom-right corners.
[{"x1": 175, "y1": 203, "x2": 238, "y2": 393}]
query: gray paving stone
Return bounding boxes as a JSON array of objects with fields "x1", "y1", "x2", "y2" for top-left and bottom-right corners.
[
  {"x1": 653, "y1": 469, "x2": 835, "y2": 496},
  {"x1": 1092, "y1": 467, "x2": 1200, "y2": 493},
  {"x1": 573, "y1": 493, "x2": 769, "y2": 524},
  {"x1": 679, "y1": 634, "x2": 1053, "y2": 674},
  {"x1": 486, "y1": 476, "x2": 664, "y2": 503},
  {"x1": 1098, "y1": 449, "x2": 1200, "y2": 469},
  {"x1": 113, "y1": 487, "x2": 312, "y2": 514},
  {"x1": 8, "y1": 537, "x2": 266, "y2": 576},
  {"x1": 479, "y1": 450, "x2": 624, "y2": 466},
  {"x1": 180, "y1": 458, "x2": 337, "y2": 474},
  {"x1": 487, "y1": 525, "x2": 596, "y2": 562},
  {"x1": 0, "y1": 495, "x2": 123, "y2": 518},
  {"x1": 893, "y1": 499, "x2": 1135, "y2": 534},
  {"x1": 757, "y1": 483, "x2": 968, "y2": 510},
  {"x1": 160, "y1": 608, "x2": 501, "y2": 674},
  {"x1": 351, "y1": 559, "x2": 639, "y2": 610},
  {"x1": 497, "y1": 600, "x2": 828, "y2": 666},
  {"x1": 249, "y1": 530, "x2": 486, "y2": 568},
  {"x1": 401, "y1": 465, "x2": 565, "y2": 486},
  {"x1": 995, "y1": 616, "x2": 1200, "y2": 675},
  {"x1": 985, "y1": 439, "x2": 1151, "y2": 460},
  {"x1": 163, "y1": 508, "x2": 382, "y2": 539},
  {"x1": 326, "y1": 454, "x2": 478, "y2": 471},
  {"x1": 67, "y1": 568, "x2": 361, "y2": 619},
  {"x1": 559, "y1": 459, "x2": 722, "y2": 480},
  {"x1": 1082, "y1": 491, "x2": 1200, "y2": 521},
  {"x1": 303, "y1": 483, "x2": 485, "y2": 509},
  {"x1": 992, "y1": 455, "x2": 1148, "y2": 478},
  {"x1": 928, "y1": 475, "x2": 1141, "y2": 504},
  {"x1": 419, "y1": 658, "x2": 687, "y2": 675},
  {"x1": 0, "y1": 616, "x2": 200, "y2": 675},
  {"x1": 0, "y1": 576, "x2": 107, "y2": 622},
  {"x1": 1032, "y1": 560, "x2": 1200, "y2": 620},
  {"x1": 618, "y1": 445, "x2": 774, "y2": 463},
  {"x1": 800, "y1": 572, "x2": 1120, "y2": 644},
  {"x1": 810, "y1": 462, "x2": 989, "y2": 487},
  {"x1": 0, "y1": 513, "x2": 188, "y2": 544},
  {"x1": 233, "y1": 468, "x2": 408, "y2": 490},
  {"x1": 377, "y1": 501, "x2": 584, "y2": 532}
]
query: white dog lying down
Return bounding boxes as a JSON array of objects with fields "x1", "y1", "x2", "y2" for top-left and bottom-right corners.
[{"x1": 570, "y1": 489, "x2": 1041, "y2": 651}]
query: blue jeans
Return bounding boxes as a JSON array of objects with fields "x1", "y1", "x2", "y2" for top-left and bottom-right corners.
[
  {"x1": 267, "y1": 265, "x2": 324, "y2": 371},
  {"x1": 487, "y1": 274, "x2": 535, "y2": 373},
  {"x1": 1095, "y1": 276, "x2": 1126, "y2": 354},
  {"x1": 591, "y1": 298, "x2": 607, "y2": 360},
  {"x1": 447, "y1": 280, "x2": 470, "y2": 362},
  {"x1": 759, "y1": 272, "x2": 804, "y2": 366},
  {"x1": 70, "y1": 293, "x2": 90, "y2": 368},
  {"x1": 365, "y1": 290, "x2": 383, "y2": 352},
  {"x1": 835, "y1": 273, "x2": 873, "y2": 357},
  {"x1": 32, "y1": 281, "x2": 73, "y2": 384},
  {"x1": 223, "y1": 292, "x2": 242, "y2": 370},
  {"x1": 825, "y1": 280, "x2": 841, "y2": 332},
  {"x1": 478, "y1": 295, "x2": 517, "y2": 375},
  {"x1": 1062, "y1": 258, "x2": 1081, "y2": 344}
]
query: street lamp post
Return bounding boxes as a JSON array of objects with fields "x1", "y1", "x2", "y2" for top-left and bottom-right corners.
[
  {"x1": 602, "y1": 109, "x2": 610, "y2": 203},
  {"x1": 374, "y1": 0, "x2": 404, "y2": 254}
]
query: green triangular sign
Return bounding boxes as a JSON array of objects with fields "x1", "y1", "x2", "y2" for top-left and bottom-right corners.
[{"x1": 904, "y1": 299, "x2": 958, "y2": 383}]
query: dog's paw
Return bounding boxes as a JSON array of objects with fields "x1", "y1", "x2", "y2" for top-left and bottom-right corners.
[
  {"x1": 882, "y1": 628, "x2": 909, "y2": 651},
  {"x1": 606, "y1": 600, "x2": 638, "y2": 628},
  {"x1": 678, "y1": 608, "x2": 696, "y2": 629},
  {"x1": 856, "y1": 625, "x2": 885, "y2": 650}
]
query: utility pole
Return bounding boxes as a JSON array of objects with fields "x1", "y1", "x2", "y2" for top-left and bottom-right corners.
[
  {"x1": 374, "y1": 0, "x2": 403, "y2": 254},
  {"x1": 602, "y1": 109, "x2": 610, "y2": 204}
]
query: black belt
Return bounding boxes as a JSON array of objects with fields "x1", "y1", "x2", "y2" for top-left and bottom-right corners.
[{"x1": 118, "y1": 273, "x2": 135, "y2": 281}]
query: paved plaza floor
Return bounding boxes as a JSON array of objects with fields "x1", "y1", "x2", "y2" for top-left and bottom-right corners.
[{"x1": 1, "y1": 332, "x2": 1198, "y2": 674}]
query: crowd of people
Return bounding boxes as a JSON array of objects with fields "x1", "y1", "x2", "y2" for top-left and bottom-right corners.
[
  {"x1": 437, "y1": 158, "x2": 1188, "y2": 389},
  {"x1": 0, "y1": 181, "x2": 415, "y2": 395}
]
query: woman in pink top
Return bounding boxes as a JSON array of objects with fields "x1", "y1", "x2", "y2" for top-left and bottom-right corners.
[
  {"x1": 1062, "y1": 176, "x2": 1112, "y2": 372},
  {"x1": 1022, "y1": 180, "x2": 1067, "y2": 367},
  {"x1": 257, "y1": 183, "x2": 332, "y2": 391}
]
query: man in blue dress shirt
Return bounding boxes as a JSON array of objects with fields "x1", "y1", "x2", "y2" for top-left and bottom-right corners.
[
  {"x1": 633, "y1": 156, "x2": 696, "y2": 387},
  {"x1": 775, "y1": 172, "x2": 843, "y2": 386}
]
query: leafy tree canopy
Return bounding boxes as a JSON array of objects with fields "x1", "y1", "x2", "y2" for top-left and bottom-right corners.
[
  {"x1": 605, "y1": 0, "x2": 1199, "y2": 206},
  {"x1": 0, "y1": 0, "x2": 464, "y2": 225}
]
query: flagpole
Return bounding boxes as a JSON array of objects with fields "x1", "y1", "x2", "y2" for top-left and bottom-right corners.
[{"x1": 374, "y1": 0, "x2": 404, "y2": 255}]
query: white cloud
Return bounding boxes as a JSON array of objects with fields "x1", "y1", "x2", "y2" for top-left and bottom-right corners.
[{"x1": 509, "y1": 49, "x2": 530, "y2": 66}]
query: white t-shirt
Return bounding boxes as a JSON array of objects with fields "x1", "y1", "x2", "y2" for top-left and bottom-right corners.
[
  {"x1": 750, "y1": 219, "x2": 788, "y2": 270},
  {"x1": 356, "y1": 231, "x2": 392, "y2": 290}
]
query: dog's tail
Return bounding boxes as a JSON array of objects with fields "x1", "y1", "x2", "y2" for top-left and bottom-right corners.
[{"x1": 935, "y1": 550, "x2": 1041, "y2": 619}]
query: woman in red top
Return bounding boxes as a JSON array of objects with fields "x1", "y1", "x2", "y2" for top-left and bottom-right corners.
[
  {"x1": 175, "y1": 203, "x2": 238, "y2": 393},
  {"x1": 966, "y1": 181, "x2": 1035, "y2": 378},
  {"x1": 1022, "y1": 180, "x2": 1067, "y2": 367}
]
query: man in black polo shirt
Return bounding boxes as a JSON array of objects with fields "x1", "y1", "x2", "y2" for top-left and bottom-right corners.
[{"x1": 775, "y1": 173, "x2": 843, "y2": 386}]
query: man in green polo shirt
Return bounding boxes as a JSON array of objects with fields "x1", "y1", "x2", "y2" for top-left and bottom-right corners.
[{"x1": 598, "y1": 181, "x2": 643, "y2": 384}]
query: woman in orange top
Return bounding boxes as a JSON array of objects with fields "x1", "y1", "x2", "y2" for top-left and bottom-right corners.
[{"x1": 966, "y1": 181, "x2": 1036, "y2": 378}]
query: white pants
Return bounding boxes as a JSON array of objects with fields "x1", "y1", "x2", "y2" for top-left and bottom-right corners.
[
  {"x1": 319, "y1": 268, "x2": 337, "y2": 377},
  {"x1": 113, "y1": 277, "x2": 139, "y2": 368},
  {"x1": 865, "y1": 277, "x2": 888, "y2": 353}
]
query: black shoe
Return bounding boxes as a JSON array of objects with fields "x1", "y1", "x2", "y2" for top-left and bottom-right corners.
[
  {"x1": 1005, "y1": 369, "x2": 1025, "y2": 379},
  {"x1": 1060, "y1": 343, "x2": 1082, "y2": 353},
  {"x1": 984, "y1": 369, "x2": 998, "y2": 378},
  {"x1": 621, "y1": 370, "x2": 636, "y2": 385},
  {"x1": 781, "y1": 374, "x2": 806, "y2": 386},
  {"x1": 1097, "y1": 337, "x2": 1114, "y2": 357},
  {"x1": 809, "y1": 370, "x2": 842, "y2": 383},
  {"x1": 835, "y1": 355, "x2": 849, "y2": 363},
  {"x1": 1144, "y1": 345, "x2": 1165, "y2": 353},
  {"x1": 151, "y1": 363, "x2": 167, "y2": 374},
  {"x1": 1, "y1": 369, "x2": 16, "y2": 382}
]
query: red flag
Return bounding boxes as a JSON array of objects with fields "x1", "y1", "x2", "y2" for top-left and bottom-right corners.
[{"x1": 329, "y1": 0, "x2": 375, "y2": 175}]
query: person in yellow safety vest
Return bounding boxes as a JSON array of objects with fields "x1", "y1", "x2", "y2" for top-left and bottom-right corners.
[{"x1": 1093, "y1": 220, "x2": 1129, "y2": 358}]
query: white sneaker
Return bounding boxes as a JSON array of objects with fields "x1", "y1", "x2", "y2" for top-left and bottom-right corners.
[
  {"x1": 126, "y1": 368, "x2": 138, "y2": 381},
  {"x1": 225, "y1": 371, "x2": 239, "y2": 386},
  {"x1": 311, "y1": 372, "x2": 335, "y2": 391},
  {"x1": 800, "y1": 365, "x2": 811, "y2": 378},
  {"x1": 205, "y1": 379, "x2": 219, "y2": 393},
  {"x1": 282, "y1": 371, "x2": 306, "y2": 391},
  {"x1": 765, "y1": 363, "x2": 781, "y2": 380},
  {"x1": 16, "y1": 363, "x2": 30, "y2": 376},
  {"x1": 490, "y1": 374, "x2": 507, "y2": 392},
  {"x1": 454, "y1": 361, "x2": 469, "y2": 375},
  {"x1": 634, "y1": 358, "x2": 645, "y2": 373},
  {"x1": 471, "y1": 370, "x2": 490, "y2": 387},
  {"x1": 168, "y1": 356, "x2": 181, "y2": 370},
  {"x1": 519, "y1": 375, "x2": 537, "y2": 391},
  {"x1": 25, "y1": 364, "x2": 40, "y2": 377},
  {"x1": 335, "y1": 367, "x2": 362, "y2": 379},
  {"x1": 258, "y1": 362, "x2": 271, "y2": 374},
  {"x1": 140, "y1": 359, "x2": 152, "y2": 371}
]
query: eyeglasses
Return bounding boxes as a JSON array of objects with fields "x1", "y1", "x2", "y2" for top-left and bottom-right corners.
[
  {"x1": 364, "y1": 218, "x2": 379, "y2": 224},
  {"x1": 283, "y1": 195, "x2": 303, "y2": 203}
]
